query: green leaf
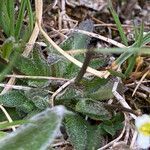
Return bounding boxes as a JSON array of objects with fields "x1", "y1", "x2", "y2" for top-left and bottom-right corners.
[
  {"x1": 65, "y1": 114, "x2": 88, "y2": 150},
  {"x1": 22, "y1": 0, "x2": 34, "y2": 42},
  {"x1": 82, "y1": 77, "x2": 114, "y2": 100},
  {"x1": 25, "y1": 88, "x2": 50, "y2": 110},
  {"x1": 0, "y1": 37, "x2": 15, "y2": 60},
  {"x1": 0, "y1": 44, "x2": 22, "y2": 82},
  {"x1": 142, "y1": 31, "x2": 150, "y2": 45},
  {"x1": 7, "y1": 0, "x2": 15, "y2": 36},
  {"x1": 0, "y1": 107, "x2": 21, "y2": 122},
  {"x1": 55, "y1": 84, "x2": 81, "y2": 110},
  {"x1": 0, "y1": 106, "x2": 66, "y2": 150},
  {"x1": 135, "y1": 22, "x2": 144, "y2": 47},
  {"x1": 16, "y1": 50, "x2": 50, "y2": 76},
  {"x1": 108, "y1": 69, "x2": 126, "y2": 78},
  {"x1": 100, "y1": 113, "x2": 124, "y2": 136},
  {"x1": 75, "y1": 99, "x2": 111, "y2": 120},
  {"x1": 0, "y1": 91, "x2": 35, "y2": 113},
  {"x1": 55, "y1": 77, "x2": 117, "y2": 111},
  {"x1": 87, "y1": 126, "x2": 104, "y2": 150},
  {"x1": 125, "y1": 22, "x2": 144, "y2": 77},
  {"x1": 124, "y1": 55, "x2": 136, "y2": 77},
  {"x1": 65, "y1": 114, "x2": 103, "y2": 150},
  {"x1": 60, "y1": 19, "x2": 93, "y2": 50},
  {"x1": 15, "y1": 49, "x2": 51, "y2": 86},
  {"x1": 101, "y1": 123, "x2": 116, "y2": 136}
]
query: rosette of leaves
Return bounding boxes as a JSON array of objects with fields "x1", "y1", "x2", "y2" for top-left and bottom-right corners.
[
  {"x1": 55, "y1": 77, "x2": 124, "y2": 149},
  {"x1": 47, "y1": 19, "x2": 108, "y2": 78}
]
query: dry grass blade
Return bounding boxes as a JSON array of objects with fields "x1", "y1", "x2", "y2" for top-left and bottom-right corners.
[
  {"x1": 62, "y1": 29, "x2": 126, "y2": 48},
  {"x1": 112, "y1": 78, "x2": 137, "y2": 120},
  {"x1": 22, "y1": 0, "x2": 42, "y2": 57},
  {"x1": 0, "y1": 105, "x2": 16, "y2": 131},
  {"x1": 132, "y1": 70, "x2": 150, "y2": 96},
  {"x1": 5, "y1": 74, "x2": 68, "y2": 81},
  {"x1": 50, "y1": 78, "x2": 75, "y2": 106},
  {"x1": 38, "y1": 19, "x2": 109, "y2": 78},
  {"x1": 0, "y1": 76, "x2": 16, "y2": 95}
]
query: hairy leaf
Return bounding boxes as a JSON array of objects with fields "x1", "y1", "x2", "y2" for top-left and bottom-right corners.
[
  {"x1": 55, "y1": 84, "x2": 82, "y2": 110},
  {"x1": 82, "y1": 77, "x2": 115, "y2": 100},
  {"x1": 25, "y1": 88, "x2": 50, "y2": 110},
  {"x1": 15, "y1": 50, "x2": 50, "y2": 77},
  {"x1": 65, "y1": 114, "x2": 88, "y2": 150},
  {"x1": 0, "y1": 91, "x2": 35, "y2": 113},
  {"x1": 76, "y1": 99, "x2": 111, "y2": 120},
  {"x1": 15, "y1": 49, "x2": 51, "y2": 86},
  {"x1": 65, "y1": 114, "x2": 103, "y2": 150},
  {"x1": 0, "y1": 106, "x2": 66, "y2": 150},
  {"x1": 61, "y1": 19, "x2": 93, "y2": 50}
]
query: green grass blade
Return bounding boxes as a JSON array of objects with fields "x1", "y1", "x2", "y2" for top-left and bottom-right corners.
[
  {"x1": 124, "y1": 55, "x2": 136, "y2": 77},
  {"x1": 133, "y1": 23, "x2": 139, "y2": 41},
  {"x1": 6, "y1": 0, "x2": 15, "y2": 36},
  {"x1": 15, "y1": 0, "x2": 27, "y2": 40},
  {"x1": 113, "y1": 51, "x2": 133, "y2": 66},
  {"x1": 136, "y1": 22, "x2": 144, "y2": 47},
  {"x1": 108, "y1": 69, "x2": 126, "y2": 78},
  {"x1": 142, "y1": 31, "x2": 150, "y2": 45},
  {"x1": 26, "y1": 0, "x2": 34, "y2": 32},
  {"x1": 22, "y1": 0, "x2": 34, "y2": 42},
  {"x1": 0, "y1": 1, "x2": 10, "y2": 37},
  {"x1": 124, "y1": 22, "x2": 144, "y2": 76},
  {"x1": 109, "y1": 0, "x2": 128, "y2": 46}
]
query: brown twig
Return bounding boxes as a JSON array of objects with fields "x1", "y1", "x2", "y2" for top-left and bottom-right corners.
[{"x1": 75, "y1": 50, "x2": 93, "y2": 84}]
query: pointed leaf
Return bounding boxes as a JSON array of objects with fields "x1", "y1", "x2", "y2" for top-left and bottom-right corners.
[
  {"x1": 0, "y1": 37, "x2": 15, "y2": 60},
  {"x1": 0, "y1": 106, "x2": 66, "y2": 150},
  {"x1": 76, "y1": 99, "x2": 111, "y2": 120},
  {"x1": 82, "y1": 77, "x2": 114, "y2": 100},
  {"x1": 64, "y1": 114, "x2": 88, "y2": 150},
  {"x1": 15, "y1": 50, "x2": 50, "y2": 76},
  {"x1": 0, "y1": 91, "x2": 35, "y2": 113},
  {"x1": 61, "y1": 19, "x2": 93, "y2": 50},
  {"x1": 65, "y1": 114, "x2": 104, "y2": 150}
]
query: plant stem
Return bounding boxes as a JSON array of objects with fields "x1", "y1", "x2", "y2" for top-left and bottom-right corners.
[{"x1": 74, "y1": 50, "x2": 93, "y2": 84}]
